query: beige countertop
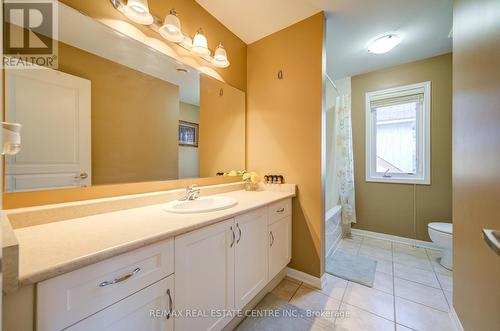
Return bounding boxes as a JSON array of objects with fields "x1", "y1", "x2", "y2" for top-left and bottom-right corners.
[{"x1": 13, "y1": 189, "x2": 294, "y2": 286}]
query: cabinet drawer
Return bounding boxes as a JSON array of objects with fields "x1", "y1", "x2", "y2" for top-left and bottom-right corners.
[
  {"x1": 66, "y1": 275, "x2": 174, "y2": 331},
  {"x1": 37, "y1": 239, "x2": 174, "y2": 331},
  {"x1": 268, "y1": 199, "x2": 292, "y2": 224}
]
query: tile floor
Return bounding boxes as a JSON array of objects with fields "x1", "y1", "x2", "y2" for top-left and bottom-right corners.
[{"x1": 270, "y1": 235, "x2": 456, "y2": 331}]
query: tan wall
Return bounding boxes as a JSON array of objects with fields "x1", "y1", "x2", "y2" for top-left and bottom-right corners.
[
  {"x1": 351, "y1": 54, "x2": 453, "y2": 241},
  {"x1": 57, "y1": 42, "x2": 180, "y2": 185},
  {"x1": 199, "y1": 75, "x2": 246, "y2": 177},
  {"x1": 247, "y1": 13, "x2": 324, "y2": 277},
  {"x1": 453, "y1": 0, "x2": 500, "y2": 329},
  {"x1": 60, "y1": 0, "x2": 247, "y2": 91}
]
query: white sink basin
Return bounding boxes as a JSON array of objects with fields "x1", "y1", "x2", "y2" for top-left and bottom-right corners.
[{"x1": 163, "y1": 196, "x2": 238, "y2": 214}]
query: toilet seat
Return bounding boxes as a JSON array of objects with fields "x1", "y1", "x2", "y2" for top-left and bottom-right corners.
[{"x1": 428, "y1": 222, "x2": 452, "y2": 235}]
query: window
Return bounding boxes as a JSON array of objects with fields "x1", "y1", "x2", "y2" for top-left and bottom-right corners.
[{"x1": 365, "y1": 81, "x2": 431, "y2": 184}]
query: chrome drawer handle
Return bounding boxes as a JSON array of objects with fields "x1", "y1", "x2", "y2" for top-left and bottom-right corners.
[
  {"x1": 99, "y1": 267, "x2": 141, "y2": 287},
  {"x1": 230, "y1": 226, "x2": 235, "y2": 247},
  {"x1": 270, "y1": 231, "x2": 275, "y2": 247},
  {"x1": 276, "y1": 208, "x2": 285, "y2": 213},
  {"x1": 236, "y1": 223, "x2": 242, "y2": 243},
  {"x1": 166, "y1": 289, "x2": 173, "y2": 319}
]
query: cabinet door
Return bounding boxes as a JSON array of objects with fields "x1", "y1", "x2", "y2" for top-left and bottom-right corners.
[
  {"x1": 66, "y1": 276, "x2": 174, "y2": 331},
  {"x1": 175, "y1": 219, "x2": 235, "y2": 331},
  {"x1": 269, "y1": 216, "x2": 292, "y2": 280},
  {"x1": 234, "y1": 208, "x2": 269, "y2": 310}
]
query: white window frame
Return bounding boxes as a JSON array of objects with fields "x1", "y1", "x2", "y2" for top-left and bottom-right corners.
[{"x1": 365, "y1": 81, "x2": 431, "y2": 185}]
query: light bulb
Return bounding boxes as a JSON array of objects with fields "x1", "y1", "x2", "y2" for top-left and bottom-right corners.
[
  {"x1": 159, "y1": 8, "x2": 183, "y2": 43},
  {"x1": 124, "y1": 0, "x2": 154, "y2": 25},
  {"x1": 192, "y1": 28, "x2": 210, "y2": 56}
]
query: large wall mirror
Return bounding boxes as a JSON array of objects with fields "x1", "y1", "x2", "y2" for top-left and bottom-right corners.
[{"x1": 3, "y1": 3, "x2": 245, "y2": 193}]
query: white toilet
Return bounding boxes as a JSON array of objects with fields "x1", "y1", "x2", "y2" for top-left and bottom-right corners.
[{"x1": 428, "y1": 222, "x2": 453, "y2": 270}]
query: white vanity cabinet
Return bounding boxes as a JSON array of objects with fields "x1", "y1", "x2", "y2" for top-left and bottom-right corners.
[
  {"x1": 174, "y1": 218, "x2": 236, "y2": 331},
  {"x1": 35, "y1": 197, "x2": 293, "y2": 331},
  {"x1": 267, "y1": 199, "x2": 292, "y2": 280},
  {"x1": 268, "y1": 216, "x2": 292, "y2": 279},
  {"x1": 234, "y1": 207, "x2": 269, "y2": 309},
  {"x1": 174, "y1": 207, "x2": 269, "y2": 331},
  {"x1": 66, "y1": 276, "x2": 174, "y2": 331},
  {"x1": 37, "y1": 240, "x2": 174, "y2": 331}
]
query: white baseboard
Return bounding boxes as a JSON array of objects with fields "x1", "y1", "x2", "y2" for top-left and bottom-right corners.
[
  {"x1": 450, "y1": 306, "x2": 465, "y2": 331},
  {"x1": 286, "y1": 267, "x2": 327, "y2": 289},
  {"x1": 351, "y1": 228, "x2": 440, "y2": 250}
]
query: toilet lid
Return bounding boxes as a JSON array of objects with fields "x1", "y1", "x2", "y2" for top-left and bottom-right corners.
[{"x1": 428, "y1": 222, "x2": 452, "y2": 234}]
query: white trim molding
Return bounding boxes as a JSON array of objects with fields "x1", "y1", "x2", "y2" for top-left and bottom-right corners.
[
  {"x1": 286, "y1": 268, "x2": 328, "y2": 290},
  {"x1": 351, "y1": 228, "x2": 440, "y2": 250},
  {"x1": 365, "y1": 81, "x2": 431, "y2": 185},
  {"x1": 450, "y1": 307, "x2": 465, "y2": 331}
]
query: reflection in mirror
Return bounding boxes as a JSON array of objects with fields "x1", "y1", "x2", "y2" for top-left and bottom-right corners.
[{"x1": 3, "y1": 3, "x2": 245, "y2": 193}]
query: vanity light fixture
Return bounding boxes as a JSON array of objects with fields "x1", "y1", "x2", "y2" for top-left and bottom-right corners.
[
  {"x1": 2, "y1": 122, "x2": 22, "y2": 155},
  {"x1": 159, "y1": 8, "x2": 183, "y2": 43},
  {"x1": 192, "y1": 28, "x2": 211, "y2": 56},
  {"x1": 212, "y1": 43, "x2": 230, "y2": 68},
  {"x1": 123, "y1": 0, "x2": 154, "y2": 25},
  {"x1": 368, "y1": 34, "x2": 401, "y2": 54},
  {"x1": 110, "y1": 0, "x2": 230, "y2": 68}
]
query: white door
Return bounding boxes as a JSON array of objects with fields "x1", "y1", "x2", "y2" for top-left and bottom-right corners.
[
  {"x1": 234, "y1": 208, "x2": 269, "y2": 310},
  {"x1": 269, "y1": 216, "x2": 292, "y2": 280},
  {"x1": 66, "y1": 276, "x2": 174, "y2": 331},
  {"x1": 174, "y1": 219, "x2": 235, "y2": 331},
  {"x1": 4, "y1": 67, "x2": 91, "y2": 192}
]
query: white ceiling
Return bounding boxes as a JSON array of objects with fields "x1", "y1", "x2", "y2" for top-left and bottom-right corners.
[
  {"x1": 194, "y1": 0, "x2": 321, "y2": 44},
  {"x1": 196, "y1": 0, "x2": 453, "y2": 79},
  {"x1": 315, "y1": 0, "x2": 453, "y2": 79}
]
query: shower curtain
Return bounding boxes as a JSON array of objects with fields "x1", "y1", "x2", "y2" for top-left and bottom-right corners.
[{"x1": 334, "y1": 94, "x2": 357, "y2": 236}]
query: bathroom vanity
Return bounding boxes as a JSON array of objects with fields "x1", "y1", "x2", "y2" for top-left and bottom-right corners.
[{"x1": 2, "y1": 183, "x2": 294, "y2": 331}]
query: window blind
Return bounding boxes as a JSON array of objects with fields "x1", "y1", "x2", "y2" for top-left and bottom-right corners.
[{"x1": 370, "y1": 88, "x2": 424, "y2": 109}]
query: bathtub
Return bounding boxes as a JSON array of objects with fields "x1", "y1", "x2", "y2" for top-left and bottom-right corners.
[{"x1": 326, "y1": 205, "x2": 342, "y2": 257}]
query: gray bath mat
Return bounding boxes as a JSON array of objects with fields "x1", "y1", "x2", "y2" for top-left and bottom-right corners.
[
  {"x1": 236, "y1": 293, "x2": 334, "y2": 330},
  {"x1": 326, "y1": 251, "x2": 377, "y2": 287}
]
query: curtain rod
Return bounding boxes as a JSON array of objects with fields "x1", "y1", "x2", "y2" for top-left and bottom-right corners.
[{"x1": 326, "y1": 74, "x2": 340, "y2": 94}]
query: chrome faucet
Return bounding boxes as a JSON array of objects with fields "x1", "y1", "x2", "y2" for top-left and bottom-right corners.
[{"x1": 180, "y1": 184, "x2": 201, "y2": 201}]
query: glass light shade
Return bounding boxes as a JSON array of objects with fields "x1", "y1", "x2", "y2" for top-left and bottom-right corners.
[
  {"x1": 368, "y1": 34, "x2": 401, "y2": 54},
  {"x1": 192, "y1": 29, "x2": 210, "y2": 56},
  {"x1": 212, "y1": 43, "x2": 230, "y2": 68},
  {"x1": 2, "y1": 122, "x2": 22, "y2": 156},
  {"x1": 159, "y1": 9, "x2": 183, "y2": 43},
  {"x1": 124, "y1": 0, "x2": 154, "y2": 25}
]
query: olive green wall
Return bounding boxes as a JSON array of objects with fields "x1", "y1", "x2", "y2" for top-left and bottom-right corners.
[{"x1": 351, "y1": 53, "x2": 452, "y2": 241}]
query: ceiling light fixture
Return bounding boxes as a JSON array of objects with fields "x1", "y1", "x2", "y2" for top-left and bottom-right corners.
[
  {"x1": 368, "y1": 34, "x2": 401, "y2": 54},
  {"x1": 159, "y1": 8, "x2": 183, "y2": 43},
  {"x1": 192, "y1": 28, "x2": 210, "y2": 56},
  {"x1": 212, "y1": 43, "x2": 230, "y2": 68},
  {"x1": 124, "y1": 0, "x2": 154, "y2": 25}
]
